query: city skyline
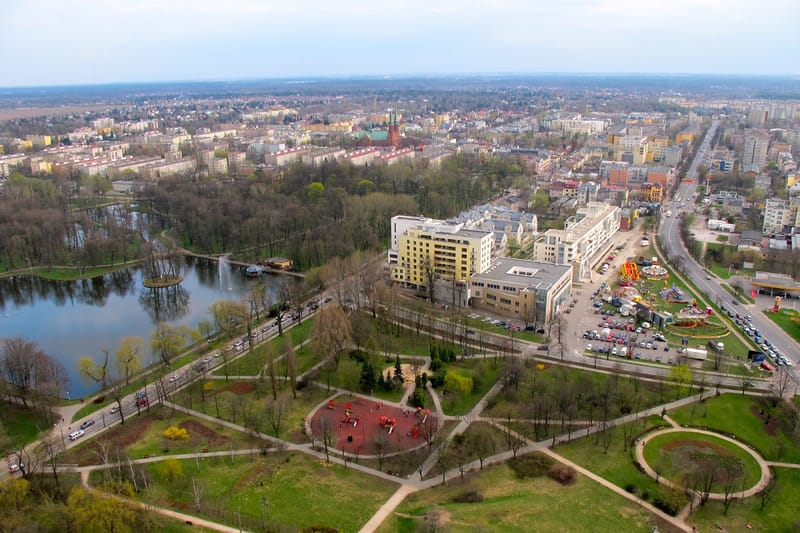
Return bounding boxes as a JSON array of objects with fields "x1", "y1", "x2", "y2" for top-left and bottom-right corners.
[{"x1": 2, "y1": 0, "x2": 798, "y2": 88}]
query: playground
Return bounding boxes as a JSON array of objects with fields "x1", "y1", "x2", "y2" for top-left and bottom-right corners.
[{"x1": 309, "y1": 396, "x2": 435, "y2": 456}]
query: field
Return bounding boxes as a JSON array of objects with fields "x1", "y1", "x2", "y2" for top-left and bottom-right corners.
[
  {"x1": 377, "y1": 460, "x2": 674, "y2": 533},
  {"x1": 687, "y1": 466, "x2": 800, "y2": 532},
  {"x1": 555, "y1": 416, "x2": 685, "y2": 512},
  {"x1": 668, "y1": 393, "x2": 800, "y2": 463},
  {"x1": 642, "y1": 432, "x2": 762, "y2": 492},
  {"x1": 763, "y1": 308, "x2": 800, "y2": 344},
  {"x1": 0, "y1": 402, "x2": 57, "y2": 454},
  {"x1": 58, "y1": 406, "x2": 262, "y2": 465},
  {"x1": 137, "y1": 451, "x2": 398, "y2": 532},
  {"x1": 437, "y1": 357, "x2": 502, "y2": 416},
  {"x1": 173, "y1": 379, "x2": 331, "y2": 443}
]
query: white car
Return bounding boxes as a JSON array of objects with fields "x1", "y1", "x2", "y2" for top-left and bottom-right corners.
[
  {"x1": 169, "y1": 374, "x2": 179, "y2": 383},
  {"x1": 69, "y1": 430, "x2": 85, "y2": 441},
  {"x1": 110, "y1": 404, "x2": 120, "y2": 414},
  {"x1": 586, "y1": 343, "x2": 593, "y2": 352}
]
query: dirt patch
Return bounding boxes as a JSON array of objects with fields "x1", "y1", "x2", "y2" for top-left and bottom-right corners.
[
  {"x1": 179, "y1": 419, "x2": 229, "y2": 448},
  {"x1": 749, "y1": 405, "x2": 778, "y2": 436},
  {"x1": 223, "y1": 382, "x2": 256, "y2": 395},
  {"x1": 422, "y1": 508, "x2": 451, "y2": 529},
  {"x1": 64, "y1": 416, "x2": 156, "y2": 466},
  {"x1": 234, "y1": 463, "x2": 274, "y2": 491},
  {"x1": 662, "y1": 438, "x2": 730, "y2": 455},
  {"x1": 381, "y1": 363, "x2": 425, "y2": 387}
]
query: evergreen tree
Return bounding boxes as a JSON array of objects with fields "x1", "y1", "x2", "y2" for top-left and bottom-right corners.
[
  {"x1": 394, "y1": 355, "x2": 404, "y2": 383},
  {"x1": 360, "y1": 360, "x2": 377, "y2": 393}
]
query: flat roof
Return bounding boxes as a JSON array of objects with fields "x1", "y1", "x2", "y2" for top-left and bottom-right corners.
[
  {"x1": 471, "y1": 257, "x2": 572, "y2": 288},
  {"x1": 750, "y1": 276, "x2": 800, "y2": 292}
]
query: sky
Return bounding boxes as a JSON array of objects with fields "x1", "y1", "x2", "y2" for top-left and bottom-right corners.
[{"x1": 1, "y1": 0, "x2": 797, "y2": 87}]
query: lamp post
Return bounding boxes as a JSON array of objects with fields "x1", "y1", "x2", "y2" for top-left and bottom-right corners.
[{"x1": 25, "y1": 257, "x2": 32, "y2": 276}]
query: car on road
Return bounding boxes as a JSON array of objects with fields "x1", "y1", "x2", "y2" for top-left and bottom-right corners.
[
  {"x1": 110, "y1": 404, "x2": 120, "y2": 414},
  {"x1": 79, "y1": 419, "x2": 95, "y2": 430},
  {"x1": 732, "y1": 299, "x2": 739, "y2": 305},
  {"x1": 69, "y1": 430, "x2": 85, "y2": 441},
  {"x1": 8, "y1": 463, "x2": 21, "y2": 473},
  {"x1": 169, "y1": 374, "x2": 179, "y2": 383}
]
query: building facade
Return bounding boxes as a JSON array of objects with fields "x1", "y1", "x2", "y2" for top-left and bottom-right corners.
[
  {"x1": 469, "y1": 257, "x2": 572, "y2": 328},
  {"x1": 531, "y1": 201, "x2": 621, "y2": 282}
]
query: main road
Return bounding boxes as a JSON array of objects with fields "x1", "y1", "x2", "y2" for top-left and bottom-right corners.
[{"x1": 658, "y1": 120, "x2": 800, "y2": 391}]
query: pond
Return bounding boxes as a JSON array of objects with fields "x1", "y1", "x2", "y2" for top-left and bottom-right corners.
[{"x1": 0, "y1": 256, "x2": 290, "y2": 398}]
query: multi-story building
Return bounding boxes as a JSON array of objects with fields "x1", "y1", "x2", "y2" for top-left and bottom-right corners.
[
  {"x1": 301, "y1": 147, "x2": 347, "y2": 166},
  {"x1": 469, "y1": 257, "x2": 572, "y2": 327},
  {"x1": 380, "y1": 147, "x2": 415, "y2": 165},
  {"x1": 265, "y1": 147, "x2": 307, "y2": 167},
  {"x1": 742, "y1": 130, "x2": 770, "y2": 170},
  {"x1": 531, "y1": 201, "x2": 621, "y2": 282},
  {"x1": 390, "y1": 221, "x2": 493, "y2": 289},
  {"x1": 762, "y1": 198, "x2": 790, "y2": 233},
  {"x1": 342, "y1": 147, "x2": 381, "y2": 166}
]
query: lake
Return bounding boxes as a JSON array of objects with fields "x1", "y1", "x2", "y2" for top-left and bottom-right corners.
[{"x1": 0, "y1": 256, "x2": 287, "y2": 398}]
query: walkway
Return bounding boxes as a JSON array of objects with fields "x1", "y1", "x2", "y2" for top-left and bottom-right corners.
[{"x1": 633, "y1": 427, "x2": 773, "y2": 500}]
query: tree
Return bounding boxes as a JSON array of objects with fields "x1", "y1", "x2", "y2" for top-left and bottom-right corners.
[
  {"x1": 311, "y1": 303, "x2": 353, "y2": 371},
  {"x1": 467, "y1": 425, "x2": 496, "y2": 470},
  {"x1": 668, "y1": 364, "x2": 693, "y2": 398},
  {"x1": 285, "y1": 340, "x2": 298, "y2": 399},
  {"x1": 115, "y1": 336, "x2": 144, "y2": 386},
  {"x1": 360, "y1": 360, "x2": 377, "y2": 393},
  {"x1": 548, "y1": 314, "x2": 568, "y2": 360},
  {"x1": 759, "y1": 476, "x2": 780, "y2": 511},
  {"x1": 265, "y1": 398, "x2": 287, "y2": 438},
  {"x1": 150, "y1": 322, "x2": 189, "y2": 367},
  {"x1": 319, "y1": 414, "x2": 335, "y2": 463},
  {"x1": 372, "y1": 433, "x2": 390, "y2": 472},
  {"x1": 209, "y1": 300, "x2": 248, "y2": 339},
  {"x1": 0, "y1": 337, "x2": 68, "y2": 407},
  {"x1": 67, "y1": 486, "x2": 135, "y2": 533},
  {"x1": 77, "y1": 350, "x2": 111, "y2": 391}
]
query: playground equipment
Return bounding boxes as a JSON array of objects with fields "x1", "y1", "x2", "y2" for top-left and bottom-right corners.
[
  {"x1": 640, "y1": 264, "x2": 668, "y2": 280},
  {"x1": 620, "y1": 261, "x2": 640, "y2": 282},
  {"x1": 661, "y1": 285, "x2": 691, "y2": 303},
  {"x1": 379, "y1": 415, "x2": 397, "y2": 434}
]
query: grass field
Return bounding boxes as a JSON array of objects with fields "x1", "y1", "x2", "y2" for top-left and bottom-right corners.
[
  {"x1": 555, "y1": 416, "x2": 684, "y2": 510},
  {"x1": 0, "y1": 403, "x2": 57, "y2": 454},
  {"x1": 139, "y1": 451, "x2": 398, "y2": 532},
  {"x1": 173, "y1": 380, "x2": 331, "y2": 443},
  {"x1": 642, "y1": 431, "x2": 762, "y2": 492},
  {"x1": 377, "y1": 460, "x2": 671, "y2": 533},
  {"x1": 763, "y1": 308, "x2": 800, "y2": 344},
  {"x1": 437, "y1": 358, "x2": 502, "y2": 416},
  {"x1": 58, "y1": 406, "x2": 262, "y2": 465},
  {"x1": 668, "y1": 393, "x2": 800, "y2": 463},
  {"x1": 687, "y1": 466, "x2": 800, "y2": 532}
]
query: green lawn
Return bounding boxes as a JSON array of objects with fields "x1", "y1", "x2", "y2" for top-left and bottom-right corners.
[
  {"x1": 378, "y1": 460, "x2": 670, "y2": 533},
  {"x1": 58, "y1": 407, "x2": 262, "y2": 465},
  {"x1": 763, "y1": 308, "x2": 800, "y2": 344},
  {"x1": 173, "y1": 380, "x2": 330, "y2": 443},
  {"x1": 642, "y1": 431, "x2": 762, "y2": 492},
  {"x1": 556, "y1": 417, "x2": 684, "y2": 511},
  {"x1": 687, "y1": 466, "x2": 800, "y2": 532},
  {"x1": 0, "y1": 403, "x2": 57, "y2": 454},
  {"x1": 437, "y1": 358, "x2": 502, "y2": 416},
  {"x1": 137, "y1": 451, "x2": 398, "y2": 532},
  {"x1": 668, "y1": 393, "x2": 800, "y2": 463}
]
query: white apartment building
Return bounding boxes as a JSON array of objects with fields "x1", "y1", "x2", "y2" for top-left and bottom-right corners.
[{"x1": 531, "y1": 201, "x2": 621, "y2": 282}]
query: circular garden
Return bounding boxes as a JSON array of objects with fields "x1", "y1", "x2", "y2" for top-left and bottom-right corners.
[{"x1": 642, "y1": 431, "x2": 763, "y2": 495}]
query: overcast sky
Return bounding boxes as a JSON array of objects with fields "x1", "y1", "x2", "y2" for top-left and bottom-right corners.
[{"x1": 2, "y1": 0, "x2": 797, "y2": 87}]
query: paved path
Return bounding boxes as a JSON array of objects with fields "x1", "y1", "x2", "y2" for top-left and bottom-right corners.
[
  {"x1": 633, "y1": 427, "x2": 772, "y2": 500},
  {"x1": 358, "y1": 484, "x2": 418, "y2": 533}
]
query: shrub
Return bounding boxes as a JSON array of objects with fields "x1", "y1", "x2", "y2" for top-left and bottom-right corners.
[
  {"x1": 624, "y1": 483, "x2": 635, "y2": 493},
  {"x1": 163, "y1": 425, "x2": 189, "y2": 441},
  {"x1": 508, "y1": 453, "x2": 554, "y2": 479},
  {"x1": 452, "y1": 490, "x2": 484, "y2": 503},
  {"x1": 547, "y1": 464, "x2": 577, "y2": 485}
]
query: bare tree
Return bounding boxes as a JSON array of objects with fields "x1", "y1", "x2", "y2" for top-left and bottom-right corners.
[
  {"x1": 191, "y1": 477, "x2": 205, "y2": 512},
  {"x1": 265, "y1": 398, "x2": 287, "y2": 438},
  {"x1": 759, "y1": 476, "x2": 780, "y2": 511},
  {"x1": 372, "y1": 433, "x2": 390, "y2": 472},
  {"x1": 319, "y1": 414, "x2": 335, "y2": 463}
]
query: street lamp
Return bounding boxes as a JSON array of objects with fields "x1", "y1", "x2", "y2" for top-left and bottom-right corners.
[{"x1": 25, "y1": 257, "x2": 32, "y2": 276}]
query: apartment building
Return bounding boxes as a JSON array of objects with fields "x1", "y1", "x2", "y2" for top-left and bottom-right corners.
[
  {"x1": 301, "y1": 147, "x2": 347, "y2": 166},
  {"x1": 390, "y1": 222, "x2": 493, "y2": 289},
  {"x1": 743, "y1": 130, "x2": 770, "y2": 169},
  {"x1": 531, "y1": 201, "x2": 621, "y2": 282},
  {"x1": 342, "y1": 147, "x2": 381, "y2": 166},
  {"x1": 762, "y1": 198, "x2": 791, "y2": 233},
  {"x1": 265, "y1": 147, "x2": 307, "y2": 167},
  {"x1": 469, "y1": 257, "x2": 572, "y2": 327}
]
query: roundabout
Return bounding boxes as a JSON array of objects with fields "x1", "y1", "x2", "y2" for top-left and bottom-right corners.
[{"x1": 635, "y1": 426, "x2": 771, "y2": 501}]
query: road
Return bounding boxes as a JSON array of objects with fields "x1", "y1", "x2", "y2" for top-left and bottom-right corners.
[{"x1": 658, "y1": 120, "x2": 800, "y2": 391}]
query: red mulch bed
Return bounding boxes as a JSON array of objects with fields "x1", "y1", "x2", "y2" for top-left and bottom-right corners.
[
  {"x1": 308, "y1": 397, "x2": 433, "y2": 456},
  {"x1": 222, "y1": 382, "x2": 256, "y2": 395},
  {"x1": 179, "y1": 419, "x2": 229, "y2": 448},
  {"x1": 64, "y1": 415, "x2": 156, "y2": 466},
  {"x1": 750, "y1": 405, "x2": 778, "y2": 436},
  {"x1": 662, "y1": 438, "x2": 729, "y2": 455}
]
